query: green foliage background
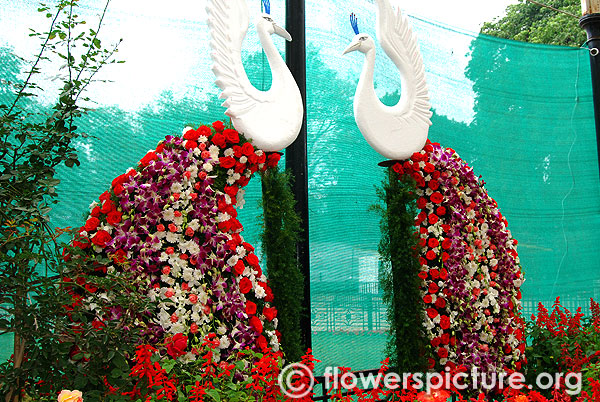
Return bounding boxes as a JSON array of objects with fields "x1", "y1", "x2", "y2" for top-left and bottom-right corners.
[
  {"x1": 481, "y1": 0, "x2": 586, "y2": 46},
  {"x1": 261, "y1": 167, "x2": 304, "y2": 363},
  {"x1": 375, "y1": 170, "x2": 427, "y2": 372}
]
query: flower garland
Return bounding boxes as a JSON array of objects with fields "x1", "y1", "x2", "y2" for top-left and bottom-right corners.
[
  {"x1": 391, "y1": 140, "x2": 526, "y2": 380},
  {"x1": 68, "y1": 121, "x2": 282, "y2": 363}
]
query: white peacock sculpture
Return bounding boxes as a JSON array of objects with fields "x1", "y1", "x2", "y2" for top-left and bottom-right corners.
[
  {"x1": 206, "y1": 0, "x2": 303, "y2": 152},
  {"x1": 343, "y1": 0, "x2": 432, "y2": 161}
]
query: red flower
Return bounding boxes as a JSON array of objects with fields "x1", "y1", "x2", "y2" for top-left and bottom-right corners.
[
  {"x1": 190, "y1": 323, "x2": 199, "y2": 334},
  {"x1": 263, "y1": 307, "x2": 277, "y2": 321},
  {"x1": 224, "y1": 186, "x2": 239, "y2": 197},
  {"x1": 265, "y1": 286, "x2": 274, "y2": 302},
  {"x1": 185, "y1": 140, "x2": 198, "y2": 150},
  {"x1": 224, "y1": 129, "x2": 239, "y2": 144},
  {"x1": 441, "y1": 238, "x2": 452, "y2": 250},
  {"x1": 267, "y1": 153, "x2": 281, "y2": 168},
  {"x1": 428, "y1": 180, "x2": 439, "y2": 190},
  {"x1": 392, "y1": 163, "x2": 404, "y2": 175},
  {"x1": 166, "y1": 333, "x2": 188, "y2": 358},
  {"x1": 99, "y1": 191, "x2": 110, "y2": 202},
  {"x1": 239, "y1": 277, "x2": 252, "y2": 294},
  {"x1": 219, "y1": 157, "x2": 236, "y2": 169},
  {"x1": 428, "y1": 282, "x2": 439, "y2": 294},
  {"x1": 246, "y1": 301, "x2": 257, "y2": 315},
  {"x1": 418, "y1": 271, "x2": 428, "y2": 280},
  {"x1": 212, "y1": 121, "x2": 225, "y2": 132},
  {"x1": 184, "y1": 128, "x2": 200, "y2": 141},
  {"x1": 212, "y1": 133, "x2": 227, "y2": 148},
  {"x1": 139, "y1": 151, "x2": 157, "y2": 166},
  {"x1": 100, "y1": 200, "x2": 115, "y2": 214},
  {"x1": 232, "y1": 145, "x2": 243, "y2": 158},
  {"x1": 437, "y1": 347, "x2": 448, "y2": 358},
  {"x1": 249, "y1": 316, "x2": 263, "y2": 334},
  {"x1": 91, "y1": 206, "x2": 101, "y2": 217},
  {"x1": 256, "y1": 335, "x2": 268, "y2": 350},
  {"x1": 426, "y1": 250, "x2": 437, "y2": 260},
  {"x1": 423, "y1": 294, "x2": 432, "y2": 304},
  {"x1": 234, "y1": 260, "x2": 245, "y2": 276},
  {"x1": 440, "y1": 315, "x2": 451, "y2": 330},
  {"x1": 241, "y1": 142, "x2": 254, "y2": 156},
  {"x1": 441, "y1": 333, "x2": 450, "y2": 345},
  {"x1": 112, "y1": 249, "x2": 127, "y2": 264},
  {"x1": 428, "y1": 214, "x2": 439, "y2": 225},
  {"x1": 430, "y1": 192, "x2": 443, "y2": 204},
  {"x1": 106, "y1": 210, "x2": 122, "y2": 226},
  {"x1": 435, "y1": 297, "x2": 446, "y2": 309},
  {"x1": 417, "y1": 197, "x2": 428, "y2": 209},
  {"x1": 91, "y1": 230, "x2": 112, "y2": 247},
  {"x1": 436, "y1": 206, "x2": 446, "y2": 216},
  {"x1": 112, "y1": 173, "x2": 129, "y2": 190},
  {"x1": 426, "y1": 308, "x2": 439, "y2": 319},
  {"x1": 84, "y1": 217, "x2": 100, "y2": 232},
  {"x1": 199, "y1": 125, "x2": 212, "y2": 137},
  {"x1": 427, "y1": 238, "x2": 439, "y2": 248},
  {"x1": 423, "y1": 162, "x2": 435, "y2": 173},
  {"x1": 245, "y1": 253, "x2": 260, "y2": 268}
]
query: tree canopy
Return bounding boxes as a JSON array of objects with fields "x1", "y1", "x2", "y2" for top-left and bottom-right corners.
[{"x1": 480, "y1": 0, "x2": 586, "y2": 47}]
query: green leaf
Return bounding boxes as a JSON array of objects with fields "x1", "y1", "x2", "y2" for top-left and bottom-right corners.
[
  {"x1": 162, "y1": 359, "x2": 176, "y2": 374},
  {"x1": 206, "y1": 389, "x2": 221, "y2": 402}
]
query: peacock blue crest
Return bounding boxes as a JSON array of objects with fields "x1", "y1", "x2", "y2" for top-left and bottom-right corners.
[
  {"x1": 262, "y1": 0, "x2": 271, "y2": 14},
  {"x1": 350, "y1": 13, "x2": 360, "y2": 35}
]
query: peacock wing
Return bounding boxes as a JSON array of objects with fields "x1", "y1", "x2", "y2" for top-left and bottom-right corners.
[
  {"x1": 374, "y1": 0, "x2": 432, "y2": 126},
  {"x1": 207, "y1": 0, "x2": 267, "y2": 118}
]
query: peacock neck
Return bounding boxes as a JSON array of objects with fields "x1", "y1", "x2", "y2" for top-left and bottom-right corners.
[
  {"x1": 357, "y1": 48, "x2": 378, "y2": 104},
  {"x1": 257, "y1": 27, "x2": 288, "y2": 87}
]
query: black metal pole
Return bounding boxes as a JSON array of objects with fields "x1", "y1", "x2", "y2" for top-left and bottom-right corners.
[
  {"x1": 579, "y1": 13, "x2": 600, "y2": 178},
  {"x1": 285, "y1": 0, "x2": 311, "y2": 351}
]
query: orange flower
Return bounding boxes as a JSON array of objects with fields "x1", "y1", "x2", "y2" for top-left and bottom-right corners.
[{"x1": 58, "y1": 390, "x2": 83, "y2": 402}]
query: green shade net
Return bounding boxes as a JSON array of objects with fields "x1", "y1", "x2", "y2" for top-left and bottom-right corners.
[{"x1": 1, "y1": 0, "x2": 599, "y2": 375}]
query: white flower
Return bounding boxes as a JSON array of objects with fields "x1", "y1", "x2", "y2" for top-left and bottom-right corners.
[
  {"x1": 219, "y1": 336, "x2": 231, "y2": 349},
  {"x1": 209, "y1": 145, "x2": 220, "y2": 160},
  {"x1": 187, "y1": 219, "x2": 200, "y2": 231},
  {"x1": 180, "y1": 352, "x2": 197, "y2": 363},
  {"x1": 166, "y1": 232, "x2": 180, "y2": 243},
  {"x1": 224, "y1": 148, "x2": 234, "y2": 157},
  {"x1": 163, "y1": 208, "x2": 175, "y2": 222},
  {"x1": 171, "y1": 182, "x2": 183, "y2": 194},
  {"x1": 186, "y1": 241, "x2": 200, "y2": 256},
  {"x1": 239, "y1": 156, "x2": 247, "y2": 164},
  {"x1": 255, "y1": 285, "x2": 266, "y2": 299},
  {"x1": 227, "y1": 255, "x2": 239, "y2": 266},
  {"x1": 203, "y1": 162, "x2": 213, "y2": 172},
  {"x1": 217, "y1": 213, "x2": 231, "y2": 223}
]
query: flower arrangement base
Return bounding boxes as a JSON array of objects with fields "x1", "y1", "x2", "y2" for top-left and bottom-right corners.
[
  {"x1": 65, "y1": 122, "x2": 283, "y2": 362},
  {"x1": 381, "y1": 139, "x2": 526, "y2": 386}
]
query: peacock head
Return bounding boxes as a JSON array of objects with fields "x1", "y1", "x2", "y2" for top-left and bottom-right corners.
[
  {"x1": 257, "y1": 0, "x2": 292, "y2": 41},
  {"x1": 343, "y1": 13, "x2": 375, "y2": 55}
]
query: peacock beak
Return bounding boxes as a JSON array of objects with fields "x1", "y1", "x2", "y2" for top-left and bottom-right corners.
[
  {"x1": 342, "y1": 40, "x2": 361, "y2": 55},
  {"x1": 273, "y1": 23, "x2": 292, "y2": 41}
]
